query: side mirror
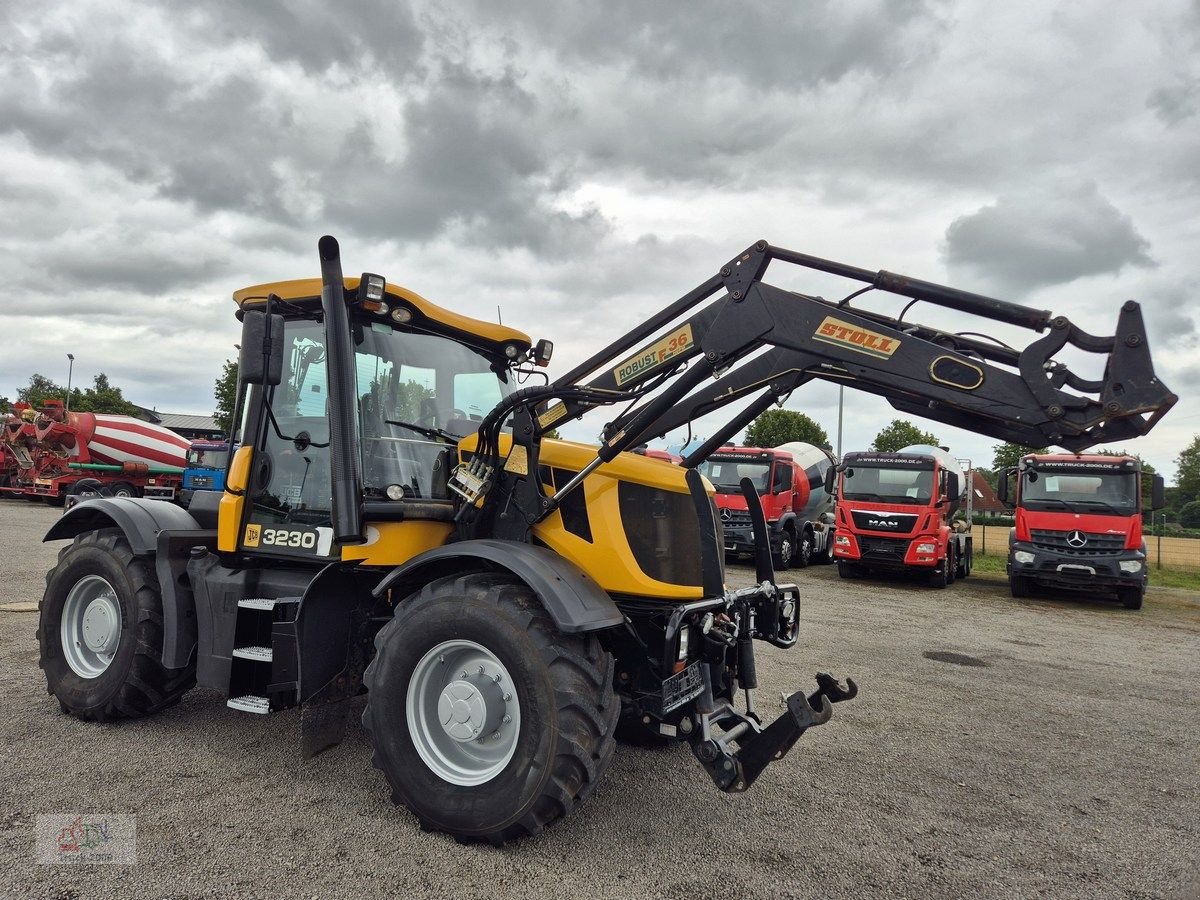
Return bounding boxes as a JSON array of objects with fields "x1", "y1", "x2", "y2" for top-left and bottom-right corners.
[
  {"x1": 946, "y1": 472, "x2": 960, "y2": 505},
  {"x1": 1151, "y1": 474, "x2": 1165, "y2": 511},
  {"x1": 823, "y1": 467, "x2": 836, "y2": 496},
  {"x1": 996, "y1": 468, "x2": 1010, "y2": 505},
  {"x1": 240, "y1": 310, "x2": 285, "y2": 386}
]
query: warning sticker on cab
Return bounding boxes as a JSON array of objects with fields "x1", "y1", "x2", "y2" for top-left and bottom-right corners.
[
  {"x1": 812, "y1": 316, "x2": 900, "y2": 360},
  {"x1": 612, "y1": 324, "x2": 695, "y2": 386}
]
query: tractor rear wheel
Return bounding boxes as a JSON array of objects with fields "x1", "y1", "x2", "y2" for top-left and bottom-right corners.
[
  {"x1": 362, "y1": 572, "x2": 619, "y2": 844},
  {"x1": 38, "y1": 529, "x2": 195, "y2": 720}
]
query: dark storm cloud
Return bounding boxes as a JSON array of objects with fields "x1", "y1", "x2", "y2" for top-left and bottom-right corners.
[
  {"x1": 326, "y1": 65, "x2": 610, "y2": 252},
  {"x1": 464, "y1": 0, "x2": 943, "y2": 88},
  {"x1": 942, "y1": 183, "x2": 1155, "y2": 294},
  {"x1": 189, "y1": 1, "x2": 423, "y2": 75}
]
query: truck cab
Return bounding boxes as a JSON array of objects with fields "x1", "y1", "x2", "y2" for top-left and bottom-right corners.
[
  {"x1": 831, "y1": 445, "x2": 972, "y2": 588},
  {"x1": 180, "y1": 440, "x2": 231, "y2": 508},
  {"x1": 1001, "y1": 454, "x2": 1164, "y2": 609},
  {"x1": 696, "y1": 443, "x2": 835, "y2": 569}
]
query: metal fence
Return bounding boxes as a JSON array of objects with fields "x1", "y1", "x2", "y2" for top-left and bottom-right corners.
[{"x1": 971, "y1": 524, "x2": 1200, "y2": 571}]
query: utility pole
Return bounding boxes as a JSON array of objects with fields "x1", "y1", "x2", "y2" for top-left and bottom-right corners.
[{"x1": 65, "y1": 353, "x2": 75, "y2": 414}]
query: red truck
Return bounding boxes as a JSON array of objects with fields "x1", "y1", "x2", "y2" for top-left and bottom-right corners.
[
  {"x1": 998, "y1": 453, "x2": 1164, "y2": 609},
  {"x1": 0, "y1": 401, "x2": 189, "y2": 505},
  {"x1": 696, "y1": 441, "x2": 836, "y2": 569},
  {"x1": 829, "y1": 444, "x2": 972, "y2": 588}
]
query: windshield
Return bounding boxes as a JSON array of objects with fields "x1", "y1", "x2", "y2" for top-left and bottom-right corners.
[
  {"x1": 697, "y1": 458, "x2": 772, "y2": 495},
  {"x1": 842, "y1": 465, "x2": 934, "y2": 504},
  {"x1": 253, "y1": 317, "x2": 513, "y2": 527},
  {"x1": 1020, "y1": 469, "x2": 1138, "y2": 515},
  {"x1": 186, "y1": 448, "x2": 229, "y2": 469}
]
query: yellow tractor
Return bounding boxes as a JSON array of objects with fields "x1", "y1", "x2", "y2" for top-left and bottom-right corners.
[{"x1": 38, "y1": 236, "x2": 1174, "y2": 842}]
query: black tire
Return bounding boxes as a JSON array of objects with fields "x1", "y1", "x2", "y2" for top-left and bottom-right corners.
[
  {"x1": 794, "y1": 527, "x2": 813, "y2": 569},
  {"x1": 814, "y1": 531, "x2": 835, "y2": 565},
  {"x1": 957, "y1": 542, "x2": 972, "y2": 579},
  {"x1": 362, "y1": 572, "x2": 619, "y2": 844},
  {"x1": 1010, "y1": 575, "x2": 1033, "y2": 598},
  {"x1": 929, "y1": 558, "x2": 949, "y2": 589},
  {"x1": 108, "y1": 481, "x2": 138, "y2": 499},
  {"x1": 773, "y1": 528, "x2": 794, "y2": 570},
  {"x1": 38, "y1": 528, "x2": 195, "y2": 721},
  {"x1": 837, "y1": 559, "x2": 860, "y2": 579},
  {"x1": 945, "y1": 546, "x2": 957, "y2": 585},
  {"x1": 1118, "y1": 586, "x2": 1144, "y2": 610}
]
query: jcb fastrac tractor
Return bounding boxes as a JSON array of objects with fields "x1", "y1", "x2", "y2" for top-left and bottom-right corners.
[{"x1": 38, "y1": 237, "x2": 1175, "y2": 842}]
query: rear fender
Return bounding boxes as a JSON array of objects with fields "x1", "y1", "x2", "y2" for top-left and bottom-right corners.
[
  {"x1": 372, "y1": 539, "x2": 623, "y2": 634},
  {"x1": 44, "y1": 497, "x2": 201, "y2": 555}
]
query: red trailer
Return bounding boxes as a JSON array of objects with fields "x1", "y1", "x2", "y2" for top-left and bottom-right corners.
[{"x1": 0, "y1": 400, "x2": 189, "y2": 505}]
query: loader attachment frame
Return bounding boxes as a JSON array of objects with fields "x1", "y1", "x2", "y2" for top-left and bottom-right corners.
[{"x1": 454, "y1": 240, "x2": 1175, "y2": 537}]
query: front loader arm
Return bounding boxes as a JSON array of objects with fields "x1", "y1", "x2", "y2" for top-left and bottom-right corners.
[
  {"x1": 572, "y1": 241, "x2": 1175, "y2": 457},
  {"x1": 459, "y1": 240, "x2": 1175, "y2": 531}
]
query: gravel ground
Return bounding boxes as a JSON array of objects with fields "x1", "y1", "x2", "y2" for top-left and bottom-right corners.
[{"x1": 1, "y1": 498, "x2": 1198, "y2": 899}]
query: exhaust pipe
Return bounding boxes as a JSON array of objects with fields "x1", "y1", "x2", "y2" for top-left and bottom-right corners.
[{"x1": 318, "y1": 235, "x2": 365, "y2": 544}]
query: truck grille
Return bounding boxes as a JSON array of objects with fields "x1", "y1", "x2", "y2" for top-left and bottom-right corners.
[
  {"x1": 720, "y1": 509, "x2": 753, "y2": 526},
  {"x1": 859, "y1": 536, "x2": 908, "y2": 561},
  {"x1": 1030, "y1": 529, "x2": 1126, "y2": 556}
]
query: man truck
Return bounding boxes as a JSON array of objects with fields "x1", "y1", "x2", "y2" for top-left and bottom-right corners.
[
  {"x1": 179, "y1": 440, "x2": 231, "y2": 508},
  {"x1": 998, "y1": 453, "x2": 1164, "y2": 609},
  {"x1": 36, "y1": 236, "x2": 1173, "y2": 843},
  {"x1": 697, "y1": 442, "x2": 836, "y2": 569},
  {"x1": 830, "y1": 444, "x2": 973, "y2": 588}
]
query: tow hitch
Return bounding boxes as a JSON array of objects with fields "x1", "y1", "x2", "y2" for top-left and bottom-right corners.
[{"x1": 691, "y1": 672, "x2": 858, "y2": 792}]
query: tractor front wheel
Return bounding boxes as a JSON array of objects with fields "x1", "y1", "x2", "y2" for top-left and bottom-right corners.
[
  {"x1": 362, "y1": 572, "x2": 619, "y2": 843},
  {"x1": 38, "y1": 529, "x2": 195, "y2": 720}
]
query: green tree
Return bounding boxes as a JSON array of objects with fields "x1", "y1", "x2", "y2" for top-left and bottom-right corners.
[
  {"x1": 17, "y1": 372, "x2": 137, "y2": 415},
  {"x1": 870, "y1": 419, "x2": 938, "y2": 452},
  {"x1": 213, "y1": 360, "x2": 239, "y2": 435},
  {"x1": 79, "y1": 373, "x2": 139, "y2": 416},
  {"x1": 544, "y1": 427, "x2": 562, "y2": 440},
  {"x1": 744, "y1": 409, "x2": 829, "y2": 449},
  {"x1": 0, "y1": 394, "x2": 10, "y2": 413},
  {"x1": 1179, "y1": 500, "x2": 1200, "y2": 529},
  {"x1": 1176, "y1": 434, "x2": 1200, "y2": 506},
  {"x1": 992, "y1": 442, "x2": 1048, "y2": 470}
]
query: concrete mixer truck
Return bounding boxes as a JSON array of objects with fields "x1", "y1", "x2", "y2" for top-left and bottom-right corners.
[
  {"x1": 829, "y1": 444, "x2": 973, "y2": 587},
  {"x1": 697, "y1": 442, "x2": 836, "y2": 569},
  {"x1": 0, "y1": 400, "x2": 190, "y2": 505}
]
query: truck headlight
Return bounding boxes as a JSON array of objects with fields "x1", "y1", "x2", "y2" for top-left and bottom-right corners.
[
  {"x1": 916, "y1": 542, "x2": 936, "y2": 554},
  {"x1": 835, "y1": 535, "x2": 851, "y2": 546},
  {"x1": 1119, "y1": 560, "x2": 1143, "y2": 573},
  {"x1": 1013, "y1": 550, "x2": 1035, "y2": 564}
]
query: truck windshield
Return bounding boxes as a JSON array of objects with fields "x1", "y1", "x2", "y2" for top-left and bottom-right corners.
[
  {"x1": 186, "y1": 448, "x2": 229, "y2": 469},
  {"x1": 1020, "y1": 469, "x2": 1138, "y2": 515},
  {"x1": 696, "y1": 458, "x2": 772, "y2": 495},
  {"x1": 842, "y1": 465, "x2": 933, "y2": 504}
]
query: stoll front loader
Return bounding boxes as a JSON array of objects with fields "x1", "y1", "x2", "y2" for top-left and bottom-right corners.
[{"x1": 38, "y1": 237, "x2": 1175, "y2": 843}]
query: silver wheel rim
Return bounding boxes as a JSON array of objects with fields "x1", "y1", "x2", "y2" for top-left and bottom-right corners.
[
  {"x1": 406, "y1": 639, "x2": 522, "y2": 786},
  {"x1": 60, "y1": 575, "x2": 122, "y2": 679}
]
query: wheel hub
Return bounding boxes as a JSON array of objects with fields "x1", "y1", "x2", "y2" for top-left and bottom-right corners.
[
  {"x1": 438, "y1": 677, "x2": 505, "y2": 742},
  {"x1": 81, "y1": 598, "x2": 119, "y2": 653}
]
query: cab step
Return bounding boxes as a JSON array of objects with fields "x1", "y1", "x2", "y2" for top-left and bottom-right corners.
[
  {"x1": 232, "y1": 645, "x2": 273, "y2": 662},
  {"x1": 227, "y1": 695, "x2": 270, "y2": 714},
  {"x1": 238, "y1": 597, "x2": 287, "y2": 611}
]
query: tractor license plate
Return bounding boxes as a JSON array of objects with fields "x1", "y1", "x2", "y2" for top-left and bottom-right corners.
[{"x1": 662, "y1": 662, "x2": 704, "y2": 714}]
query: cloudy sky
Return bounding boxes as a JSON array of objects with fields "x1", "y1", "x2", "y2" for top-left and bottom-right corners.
[{"x1": 2, "y1": 1, "x2": 1197, "y2": 479}]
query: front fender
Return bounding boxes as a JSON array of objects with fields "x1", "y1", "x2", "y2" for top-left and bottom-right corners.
[
  {"x1": 372, "y1": 539, "x2": 623, "y2": 634},
  {"x1": 44, "y1": 497, "x2": 201, "y2": 555}
]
